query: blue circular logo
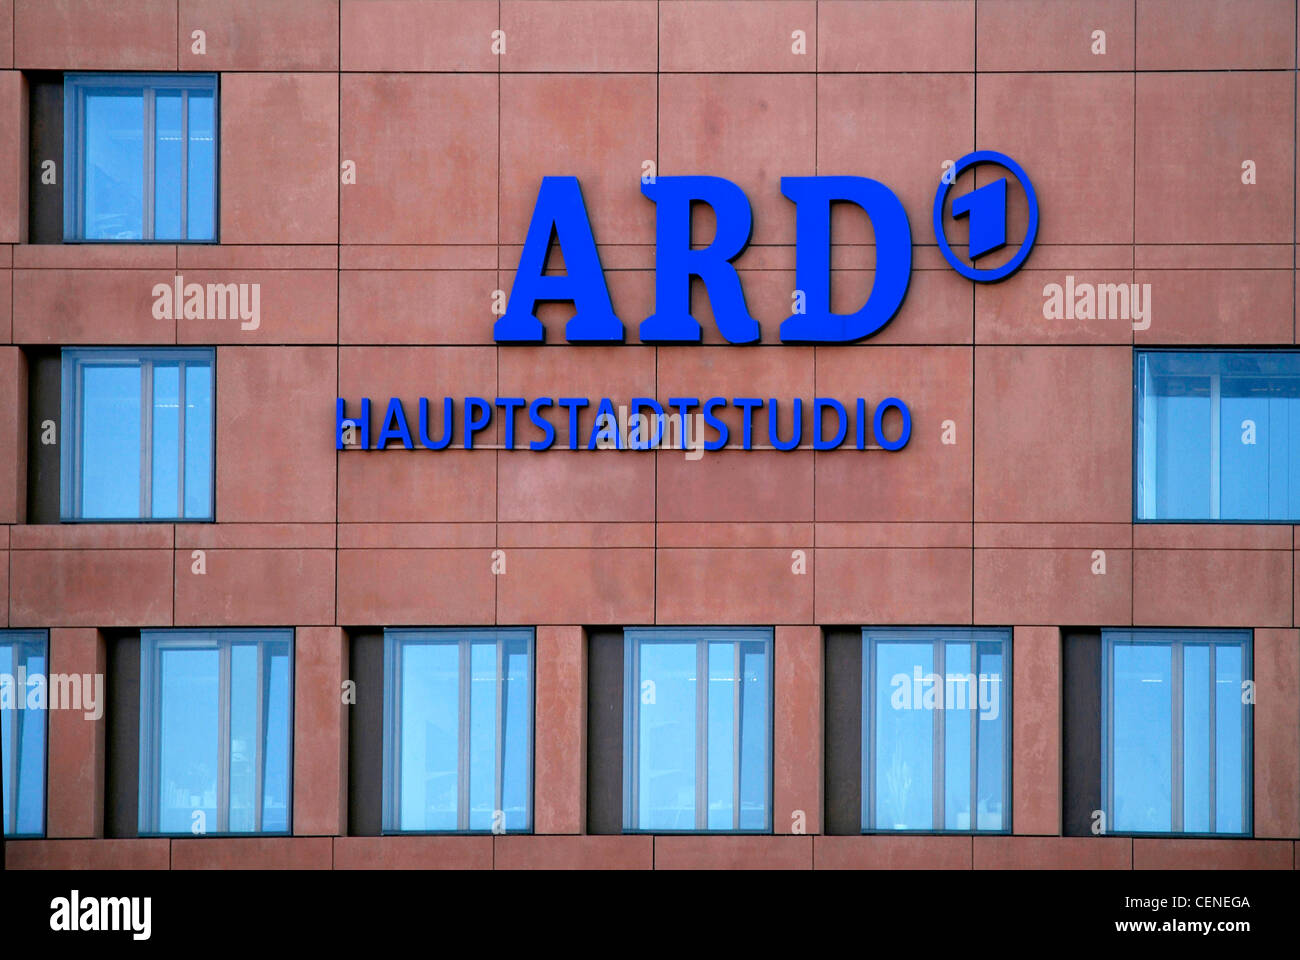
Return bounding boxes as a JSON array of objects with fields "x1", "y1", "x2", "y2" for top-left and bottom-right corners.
[{"x1": 933, "y1": 150, "x2": 1038, "y2": 283}]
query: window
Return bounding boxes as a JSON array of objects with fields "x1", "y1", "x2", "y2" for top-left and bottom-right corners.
[
  {"x1": 138, "y1": 630, "x2": 293, "y2": 836},
  {"x1": 1, "y1": 631, "x2": 47, "y2": 837},
  {"x1": 623, "y1": 627, "x2": 772, "y2": 832},
  {"x1": 382, "y1": 629, "x2": 533, "y2": 833},
  {"x1": 61, "y1": 348, "x2": 215, "y2": 521},
  {"x1": 64, "y1": 73, "x2": 217, "y2": 241},
  {"x1": 1137, "y1": 350, "x2": 1300, "y2": 521},
  {"x1": 1102, "y1": 629, "x2": 1251, "y2": 836},
  {"x1": 862, "y1": 627, "x2": 1010, "y2": 833}
]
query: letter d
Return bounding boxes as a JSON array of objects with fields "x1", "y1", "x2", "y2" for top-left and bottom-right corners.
[{"x1": 779, "y1": 176, "x2": 911, "y2": 343}]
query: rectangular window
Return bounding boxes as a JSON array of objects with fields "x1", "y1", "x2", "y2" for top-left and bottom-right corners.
[
  {"x1": 1102, "y1": 629, "x2": 1251, "y2": 836},
  {"x1": 1, "y1": 631, "x2": 48, "y2": 837},
  {"x1": 61, "y1": 348, "x2": 215, "y2": 521},
  {"x1": 862, "y1": 627, "x2": 1010, "y2": 833},
  {"x1": 623, "y1": 627, "x2": 772, "y2": 832},
  {"x1": 382, "y1": 629, "x2": 533, "y2": 833},
  {"x1": 138, "y1": 630, "x2": 293, "y2": 836},
  {"x1": 64, "y1": 73, "x2": 217, "y2": 242},
  {"x1": 1137, "y1": 350, "x2": 1300, "y2": 521}
]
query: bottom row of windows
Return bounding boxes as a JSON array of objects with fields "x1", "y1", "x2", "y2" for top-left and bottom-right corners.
[{"x1": 0, "y1": 627, "x2": 1253, "y2": 839}]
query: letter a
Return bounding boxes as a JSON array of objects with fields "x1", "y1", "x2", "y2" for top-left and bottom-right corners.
[{"x1": 495, "y1": 176, "x2": 622, "y2": 343}]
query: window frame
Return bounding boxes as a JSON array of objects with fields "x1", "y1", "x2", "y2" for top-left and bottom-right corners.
[
  {"x1": 621, "y1": 626, "x2": 774, "y2": 835},
  {"x1": 381, "y1": 627, "x2": 535, "y2": 835},
  {"x1": 1, "y1": 630, "x2": 49, "y2": 839},
  {"x1": 1101, "y1": 628, "x2": 1253, "y2": 838},
  {"x1": 1134, "y1": 347, "x2": 1300, "y2": 524},
  {"x1": 860, "y1": 626, "x2": 1013, "y2": 835},
  {"x1": 63, "y1": 71, "x2": 220, "y2": 243},
  {"x1": 60, "y1": 346, "x2": 216, "y2": 523},
  {"x1": 137, "y1": 628, "x2": 295, "y2": 838}
]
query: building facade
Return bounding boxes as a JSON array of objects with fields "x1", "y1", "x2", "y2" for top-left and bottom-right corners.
[{"x1": 2, "y1": 0, "x2": 1300, "y2": 871}]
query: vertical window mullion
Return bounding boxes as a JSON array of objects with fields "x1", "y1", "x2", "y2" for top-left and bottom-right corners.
[
  {"x1": 254, "y1": 642, "x2": 266, "y2": 834},
  {"x1": 217, "y1": 640, "x2": 231, "y2": 833}
]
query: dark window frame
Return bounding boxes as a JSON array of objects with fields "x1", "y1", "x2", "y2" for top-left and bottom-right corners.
[
  {"x1": 1134, "y1": 347, "x2": 1300, "y2": 524},
  {"x1": 137, "y1": 627, "x2": 295, "y2": 838},
  {"x1": 621, "y1": 626, "x2": 774, "y2": 835},
  {"x1": 1100, "y1": 628, "x2": 1253, "y2": 838},
  {"x1": 860, "y1": 626, "x2": 1013, "y2": 835},
  {"x1": 380, "y1": 627, "x2": 535, "y2": 836},
  {"x1": 60, "y1": 346, "x2": 216, "y2": 523},
  {"x1": 0, "y1": 630, "x2": 50, "y2": 839},
  {"x1": 63, "y1": 71, "x2": 219, "y2": 243}
]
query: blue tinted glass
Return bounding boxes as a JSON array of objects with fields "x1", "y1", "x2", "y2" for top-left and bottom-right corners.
[
  {"x1": 80, "y1": 363, "x2": 142, "y2": 518},
  {"x1": 156, "y1": 647, "x2": 219, "y2": 833},
  {"x1": 1183, "y1": 645, "x2": 1211, "y2": 833},
  {"x1": 141, "y1": 632, "x2": 292, "y2": 835},
  {"x1": 187, "y1": 89, "x2": 216, "y2": 240},
  {"x1": 500, "y1": 638, "x2": 531, "y2": 831},
  {"x1": 398, "y1": 641, "x2": 458, "y2": 831},
  {"x1": 1111, "y1": 643, "x2": 1173, "y2": 832},
  {"x1": 151, "y1": 363, "x2": 180, "y2": 517},
  {"x1": 387, "y1": 631, "x2": 532, "y2": 832},
  {"x1": 976, "y1": 644, "x2": 1005, "y2": 830},
  {"x1": 1215, "y1": 645, "x2": 1244, "y2": 834},
  {"x1": 874, "y1": 641, "x2": 934, "y2": 830},
  {"x1": 1, "y1": 635, "x2": 47, "y2": 837},
  {"x1": 153, "y1": 90, "x2": 183, "y2": 239},
  {"x1": 637, "y1": 640, "x2": 696, "y2": 830},
  {"x1": 468, "y1": 641, "x2": 496, "y2": 830},
  {"x1": 261, "y1": 646, "x2": 291, "y2": 833},
  {"x1": 707, "y1": 642, "x2": 734, "y2": 830},
  {"x1": 67, "y1": 76, "x2": 216, "y2": 241},
  {"x1": 627, "y1": 631, "x2": 769, "y2": 832},
  {"x1": 183, "y1": 361, "x2": 213, "y2": 518},
  {"x1": 737, "y1": 642, "x2": 768, "y2": 830},
  {"x1": 228, "y1": 643, "x2": 258, "y2": 832},
  {"x1": 66, "y1": 350, "x2": 214, "y2": 521},
  {"x1": 1138, "y1": 351, "x2": 1300, "y2": 520},
  {"x1": 943, "y1": 643, "x2": 972, "y2": 830},
  {"x1": 80, "y1": 87, "x2": 144, "y2": 239},
  {"x1": 0, "y1": 641, "x2": 11, "y2": 833}
]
